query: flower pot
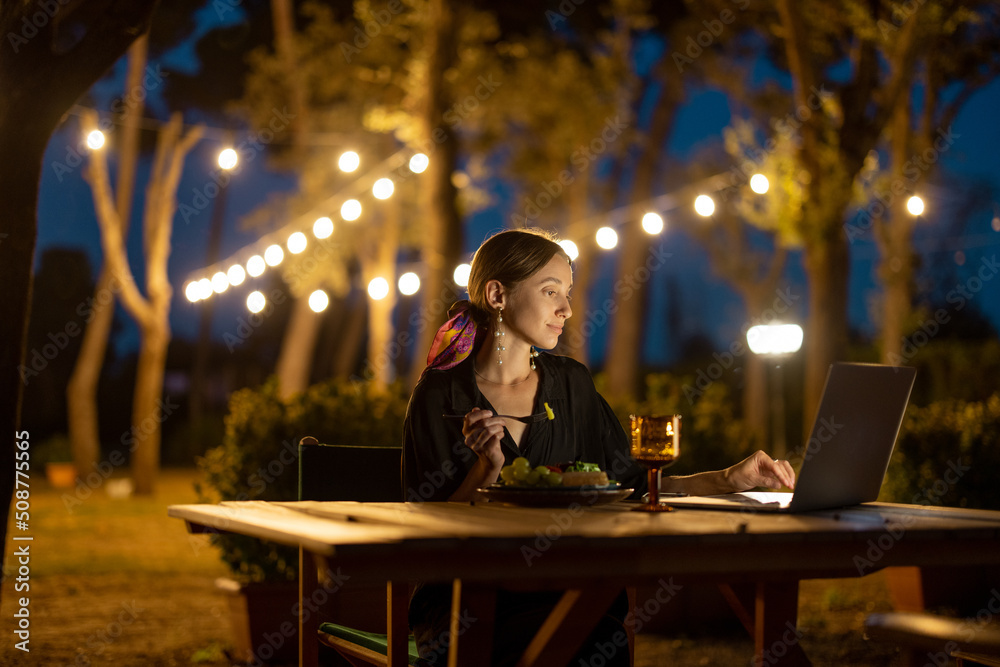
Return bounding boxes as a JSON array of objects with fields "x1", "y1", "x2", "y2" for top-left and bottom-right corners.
[
  {"x1": 216, "y1": 577, "x2": 299, "y2": 664},
  {"x1": 45, "y1": 462, "x2": 77, "y2": 488}
]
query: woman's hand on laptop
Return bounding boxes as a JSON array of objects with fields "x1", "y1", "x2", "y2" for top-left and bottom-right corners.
[{"x1": 724, "y1": 451, "x2": 796, "y2": 492}]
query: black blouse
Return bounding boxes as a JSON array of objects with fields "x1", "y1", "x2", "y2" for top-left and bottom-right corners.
[{"x1": 401, "y1": 351, "x2": 646, "y2": 501}]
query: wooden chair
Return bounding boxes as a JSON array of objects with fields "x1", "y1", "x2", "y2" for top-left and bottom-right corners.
[
  {"x1": 297, "y1": 436, "x2": 427, "y2": 667},
  {"x1": 865, "y1": 611, "x2": 1000, "y2": 667}
]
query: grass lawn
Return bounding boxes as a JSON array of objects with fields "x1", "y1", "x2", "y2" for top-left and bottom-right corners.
[{"x1": 1, "y1": 467, "x2": 904, "y2": 665}]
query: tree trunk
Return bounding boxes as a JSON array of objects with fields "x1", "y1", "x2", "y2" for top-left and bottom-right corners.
[
  {"x1": 560, "y1": 177, "x2": 593, "y2": 365},
  {"x1": 878, "y1": 103, "x2": 918, "y2": 366},
  {"x1": 802, "y1": 230, "x2": 850, "y2": 430},
  {"x1": 130, "y1": 326, "x2": 169, "y2": 494},
  {"x1": 604, "y1": 71, "x2": 677, "y2": 398},
  {"x1": 410, "y1": 0, "x2": 462, "y2": 388},
  {"x1": 275, "y1": 296, "x2": 323, "y2": 397},
  {"x1": 335, "y1": 292, "x2": 369, "y2": 379},
  {"x1": 0, "y1": 0, "x2": 160, "y2": 606},
  {"x1": 67, "y1": 36, "x2": 148, "y2": 477},
  {"x1": 741, "y1": 289, "x2": 773, "y2": 449},
  {"x1": 365, "y1": 201, "x2": 401, "y2": 389}
]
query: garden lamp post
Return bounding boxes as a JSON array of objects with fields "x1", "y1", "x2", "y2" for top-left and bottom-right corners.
[{"x1": 746, "y1": 323, "x2": 803, "y2": 459}]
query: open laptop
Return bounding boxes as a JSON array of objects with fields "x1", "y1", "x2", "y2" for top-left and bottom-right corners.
[{"x1": 663, "y1": 362, "x2": 916, "y2": 513}]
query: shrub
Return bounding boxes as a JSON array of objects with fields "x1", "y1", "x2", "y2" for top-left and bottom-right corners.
[
  {"x1": 881, "y1": 393, "x2": 1000, "y2": 510},
  {"x1": 598, "y1": 372, "x2": 751, "y2": 477},
  {"x1": 196, "y1": 377, "x2": 409, "y2": 582}
]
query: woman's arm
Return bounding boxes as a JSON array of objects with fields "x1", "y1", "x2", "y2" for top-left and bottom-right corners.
[{"x1": 662, "y1": 450, "x2": 796, "y2": 496}]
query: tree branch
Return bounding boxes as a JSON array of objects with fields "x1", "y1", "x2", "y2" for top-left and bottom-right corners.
[{"x1": 80, "y1": 109, "x2": 154, "y2": 328}]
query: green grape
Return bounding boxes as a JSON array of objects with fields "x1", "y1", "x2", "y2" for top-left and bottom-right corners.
[
  {"x1": 512, "y1": 466, "x2": 530, "y2": 481},
  {"x1": 524, "y1": 470, "x2": 541, "y2": 485},
  {"x1": 500, "y1": 467, "x2": 516, "y2": 483},
  {"x1": 512, "y1": 457, "x2": 531, "y2": 471},
  {"x1": 533, "y1": 466, "x2": 550, "y2": 477},
  {"x1": 544, "y1": 472, "x2": 563, "y2": 487}
]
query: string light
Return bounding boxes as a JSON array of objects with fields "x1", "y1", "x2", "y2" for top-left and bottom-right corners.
[
  {"x1": 246, "y1": 255, "x2": 266, "y2": 277},
  {"x1": 750, "y1": 174, "x2": 769, "y2": 194},
  {"x1": 308, "y1": 290, "x2": 329, "y2": 312},
  {"x1": 247, "y1": 291, "x2": 266, "y2": 313},
  {"x1": 197, "y1": 279, "x2": 213, "y2": 300},
  {"x1": 211, "y1": 272, "x2": 229, "y2": 293},
  {"x1": 368, "y1": 277, "x2": 390, "y2": 300},
  {"x1": 596, "y1": 227, "x2": 618, "y2": 249},
  {"x1": 409, "y1": 153, "x2": 429, "y2": 173},
  {"x1": 86, "y1": 130, "x2": 105, "y2": 150},
  {"x1": 694, "y1": 195, "x2": 715, "y2": 217},
  {"x1": 641, "y1": 212, "x2": 664, "y2": 235},
  {"x1": 558, "y1": 240, "x2": 579, "y2": 261},
  {"x1": 907, "y1": 195, "x2": 925, "y2": 216},
  {"x1": 218, "y1": 148, "x2": 238, "y2": 170},
  {"x1": 453, "y1": 264, "x2": 471, "y2": 287},
  {"x1": 264, "y1": 244, "x2": 284, "y2": 266},
  {"x1": 398, "y1": 272, "x2": 420, "y2": 295},
  {"x1": 287, "y1": 231, "x2": 307, "y2": 254},
  {"x1": 341, "y1": 199, "x2": 362, "y2": 221},
  {"x1": 227, "y1": 264, "x2": 246, "y2": 286},
  {"x1": 313, "y1": 216, "x2": 334, "y2": 239},
  {"x1": 184, "y1": 281, "x2": 201, "y2": 302},
  {"x1": 372, "y1": 178, "x2": 394, "y2": 200},
  {"x1": 338, "y1": 151, "x2": 360, "y2": 172}
]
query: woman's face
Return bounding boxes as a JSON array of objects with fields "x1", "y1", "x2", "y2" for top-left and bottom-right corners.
[{"x1": 502, "y1": 253, "x2": 573, "y2": 350}]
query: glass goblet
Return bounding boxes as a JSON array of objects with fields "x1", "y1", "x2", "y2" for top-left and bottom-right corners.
[{"x1": 630, "y1": 414, "x2": 681, "y2": 512}]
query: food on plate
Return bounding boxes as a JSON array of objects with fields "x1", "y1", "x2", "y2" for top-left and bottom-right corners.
[
  {"x1": 559, "y1": 461, "x2": 609, "y2": 487},
  {"x1": 498, "y1": 458, "x2": 612, "y2": 488}
]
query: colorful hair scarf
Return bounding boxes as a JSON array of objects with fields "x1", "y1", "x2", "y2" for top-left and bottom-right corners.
[{"x1": 424, "y1": 300, "x2": 482, "y2": 373}]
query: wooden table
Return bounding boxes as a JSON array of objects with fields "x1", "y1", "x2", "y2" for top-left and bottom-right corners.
[{"x1": 169, "y1": 499, "x2": 1000, "y2": 667}]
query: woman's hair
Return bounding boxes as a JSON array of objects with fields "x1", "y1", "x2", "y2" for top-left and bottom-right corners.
[{"x1": 466, "y1": 228, "x2": 571, "y2": 322}]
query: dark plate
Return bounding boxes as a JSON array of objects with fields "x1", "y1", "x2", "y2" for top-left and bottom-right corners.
[{"x1": 475, "y1": 484, "x2": 634, "y2": 507}]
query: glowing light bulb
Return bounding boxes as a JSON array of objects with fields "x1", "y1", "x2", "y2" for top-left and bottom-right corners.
[
  {"x1": 907, "y1": 195, "x2": 925, "y2": 216},
  {"x1": 211, "y1": 271, "x2": 229, "y2": 294},
  {"x1": 246, "y1": 255, "x2": 266, "y2": 277},
  {"x1": 341, "y1": 199, "x2": 362, "y2": 221},
  {"x1": 596, "y1": 227, "x2": 618, "y2": 250},
  {"x1": 750, "y1": 174, "x2": 769, "y2": 194},
  {"x1": 287, "y1": 231, "x2": 307, "y2": 254},
  {"x1": 453, "y1": 263, "x2": 471, "y2": 287},
  {"x1": 694, "y1": 195, "x2": 715, "y2": 217},
  {"x1": 338, "y1": 151, "x2": 360, "y2": 172},
  {"x1": 264, "y1": 244, "x2": 284, "y2": 266},
  {"x1": 227, "y1": 264, "x2": 246, "y2": 286},
  {"x1": 372, "y1": 178, "x2": 394, "y2": 200},
  {"x1": 218, "y1": 148, "x2": 238, "y2": 170},
  {"x1": 308, "y1": 290, "x2": 329, "y2": 313},
  {"x1": 558, "y1": 240, "x2": 579, "y2": 261},
  {"x1": 398, "y1": 272, "x2": 420, "y2": 295},
  {"x1": 313, "y1": 217, "x2": 334, "y2": 239},
  {"x1": 368, "y1": 277, "x2": 390, "y2": 300},
  {"x1": 247, "y1": 291, "x2": 266, "y2": 313},
  {"x1": 86, "y1": 130, "x2": 105, "y2": 150},
  {"x1": 641, "y1": 212, "x2": 664, "y2": 235},
  {"x1": 409, "y1": 153, "x2": 429, "y2": 173}
]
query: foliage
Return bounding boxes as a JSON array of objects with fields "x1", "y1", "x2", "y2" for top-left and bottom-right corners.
[
  {"x1": 598, "y1": 372, "x2": 751, "y2": 477},
  {"x1": 33, "y1": 434, "x2": 73, "y2": 466},
  {"x1": 196, "y1": 377, "x2": 409, "y2": 582},
  {"x1": 881, "y1": 394, "x2": 1000, "y2": 510}
]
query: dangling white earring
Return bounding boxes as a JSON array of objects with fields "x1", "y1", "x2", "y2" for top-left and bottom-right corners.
[
  {"x1": 495, "y1": 307, "x2": 505, "y2": 365},
  {"x1": 530, "y1": 346, "x2": 539, "y2": 370}
]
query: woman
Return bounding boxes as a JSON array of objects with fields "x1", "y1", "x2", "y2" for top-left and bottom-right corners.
[{"x1": 402, "y1": 228, "x2": 795, "y2": 665}]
